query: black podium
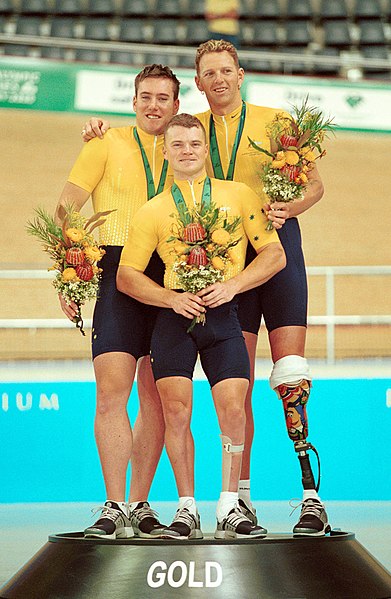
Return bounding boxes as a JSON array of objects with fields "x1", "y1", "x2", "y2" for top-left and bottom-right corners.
[{"x1": 1, "y1": 531, "x2": 391, "y2": 599}]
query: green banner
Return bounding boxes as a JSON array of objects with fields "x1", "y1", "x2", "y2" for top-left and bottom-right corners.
[{"x1": 1, "y1": 56, "x2": 390, "y2": 132}]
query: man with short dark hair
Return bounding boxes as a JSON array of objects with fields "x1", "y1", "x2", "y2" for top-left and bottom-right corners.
[{"x1": 55, "y1": 65, "x2": 181, "y2": 539}]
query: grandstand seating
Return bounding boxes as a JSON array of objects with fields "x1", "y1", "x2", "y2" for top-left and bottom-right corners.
[{"x1": 0, "y1": 0, "x2": 390, "y2": 79}]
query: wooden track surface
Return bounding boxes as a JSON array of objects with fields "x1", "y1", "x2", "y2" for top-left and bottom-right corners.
[{"x1": 1, "y1": 108, "x2": 390, "y2": 359}]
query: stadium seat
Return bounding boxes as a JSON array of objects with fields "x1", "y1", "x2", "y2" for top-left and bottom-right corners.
[
  {"x1": 40, "y1": 45, "x2": 68, "y2": 59},
  {"x1": 0, "y1": 0, "x2": 15, "y2": 14},
  {"x1": 319, "y1": 0, "x2": 348, "y2": 20},
  {"x1": 353, "y1": 0, "x2": 382, "y2": 20},
  {"x1": 110, "y1": 49, "x2": 146, "y2": 66},
  {"x1": 361, "y1": 45, "x2": 389, "y2": 77},
  {"x1": 281, "y1": 47, "x2": 308, "y2": 74},
  {"x1": 152, "y1": 18, "x2": 184, "y2": 44},
  {"x1": 20, "y1": 0, "x2": 49, "y2": 14},
  {"x1": 245, "y1": 21, "x2": 280, "y2": 46},
  {"x1": 15, "y1": 16, "x2": 42, "y2": 36},
  {"x1": 155, "y1": 0, "x2": 182, "y2": 17},
  {"x1": 52, "y1": 0, "x2": 84, "y2": 15},
  {"x1": 286, "y1": 0, "x2": 312, "y2": 19},
  {"x1": 119, "y1": 18, "x2": 148, "y2": 42},
  {"x1": 177, "y1": 53, "x2": 196, "y2": 68},
  {"x1": 121, "y1": 0, "x2": 150, "y2": 17},
  {"x1": 3, "y1": 43, "x2": 30, "y2": 56},
  {"x1": 311, "y1": 47, "x2": 341, "y2": 76},
  {"x1": 84, "y1": 17, "x2": 112, "y2": 41},
  {"x1": 183, "y1": 18, "x2": 209, "y2": 45},
  {"x1": 358, "y1": 19, "x2": 386, "y2": 45},
  {"x1": 323, "y1": 20, "x2": 352, "y2": 47},
  {"x1": 49, "y1": 17, "x2": 77, "y2": 38},
  {"x1": 239, "y1": 47, "x2": 275, "y2": 73},
  {"x1": 86, "y1": 0, "x2": 116, "y2": 16},
  {"x1": 74, "y1": 48, "x2": 103, "y2": 63},
  {"x1": 240, "y1": 0, "x2": 280, "y2": 19},
  {"x1": 183, "y1": 0, "x2": 204, "y2": 17},
  {"x1": 285, "y1": 20, "x2": 312, "y2": 46}
]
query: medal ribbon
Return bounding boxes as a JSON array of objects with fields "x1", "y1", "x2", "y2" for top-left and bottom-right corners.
[
  {"x1": 209, "y1": 101, "x2": 246, "y2": 181},
  {"x1": 171, "y1": 177, "x2": 211, "y2": 222},
  {"x1": 133, "y1": 127, "x2": 168, "y2": 200}
]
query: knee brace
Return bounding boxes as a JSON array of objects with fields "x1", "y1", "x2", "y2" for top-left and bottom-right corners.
[{"x1": 221, "y1": 435, "x2": 244, "y2": 491}]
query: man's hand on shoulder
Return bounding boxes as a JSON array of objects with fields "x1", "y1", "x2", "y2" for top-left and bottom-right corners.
[{"x1": 81, "y1": 118, "x2": 111, "y2": 142}]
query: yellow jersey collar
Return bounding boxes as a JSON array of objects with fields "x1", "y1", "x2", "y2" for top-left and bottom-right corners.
[{"x1": 211, "y1": 102, "x2": 244, "y2": 125}]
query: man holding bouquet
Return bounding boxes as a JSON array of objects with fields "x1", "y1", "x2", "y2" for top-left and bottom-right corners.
[
  {"x1": 54, "y1": 64, "x2": 182, "y2": 539},
  {"x1": 117, "y1": 113, "x2": 285, "y2": 539}
]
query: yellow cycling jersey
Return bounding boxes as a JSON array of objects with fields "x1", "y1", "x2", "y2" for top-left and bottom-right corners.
[
  {"x1": 195, "y1": 102, "x2": 289, "y2": 201},
  {"x1": 67, "y1": 126, "x2": 172, "y2": 246},
  {"x1": 120, "y1": 173, "x2": 279, "y2": 290}
]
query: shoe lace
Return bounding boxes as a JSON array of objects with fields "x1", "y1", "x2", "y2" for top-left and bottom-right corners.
[
  {"x1": 133, "y1": 504, "x2": 159, "y2": 521},
  {"x1": 225, "y1": 506, "x2": 251, "y2": 527},
  {"x1": 172, "y1": 507, "x2": 196, "y2": 528},
  {"x1": 91, "y1": 505, "x2": 122, "y2": 523},
  {"x1": 289, "y1": 498, "x2": 323, "y2": 518}
]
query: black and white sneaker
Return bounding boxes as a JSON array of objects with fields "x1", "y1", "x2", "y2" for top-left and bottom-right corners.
[
  {"x1": 84, "y1": 501, "x2": 134, "y2": 539},
  {"x1": 157, "y1": 507, "x2": 203, "y2": 540},
  {"x1": 292, "y1": 498, "x2": 331, "y2": 536},
  {"x1": 130, "y1": 501, "x2": 166, "y2": 538},
  {"x1": 215, "y1": 507, "x2": 267, "y2": 539},
  {"x1": 238, "y1": 498, "x2": 258, "y2": 525}
]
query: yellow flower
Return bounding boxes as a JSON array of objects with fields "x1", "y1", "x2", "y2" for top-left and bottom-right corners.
[
  {"x1": 211, "y1": 256, "x2": 225, "y2": 270},
  {"x1": 299, "y1": 172, "x2": 308, "y2": 183},
  {"x1": 66, "y1": 228, "x2": 85, "y2": 242},
  {"x1": 271, "y1": 151, "x2": 286, "y2": 168},
  {"x1": 211, "y1": 229, "x2": 230, "y2": 245},
  {"x1": 179, "y1": 254, "x2": 188, "y2": 263},
  {"x1": 62, "y1": 267, "x2": 78, "y2": 281},
  {"x1": 84, "y1": 246, "x2": 102, "y2": 263},
  {"x1": 300, "y1": 147, "x2": 316, "y2": 162},
  {"x1": 284, "y1": 150, "x2": 300, "y2": 165}
]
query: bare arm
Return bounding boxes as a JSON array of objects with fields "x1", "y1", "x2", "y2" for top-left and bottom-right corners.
[
  {"x1": 198, "y1": 241, "x2": 286, "y2": 308},
  {"x1": 266, "y1": 163, "x2": 324, "y2": 228},
  {"x1": 117, "y1": 266, "x2": 205, "y2": 320},
  {"x1": 55, "y1": 181, "x2": 91, "y2": 225}
]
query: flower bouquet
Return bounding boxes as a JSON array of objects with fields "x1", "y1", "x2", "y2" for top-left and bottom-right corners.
[
  {"x1": 167, "y1": 199, "x2": 242, "y2": 332},
  {"x1": 249, "y1": 97, "x2": 336, "y2": 229},
  {"x1": 27, "y1": 205, "x2": 114, "y2": 335}
]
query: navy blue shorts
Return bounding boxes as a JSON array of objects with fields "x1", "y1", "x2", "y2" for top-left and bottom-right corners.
[
  {"x1": 91, "y1": 246, "x2": 164, "y2": 360},
  {"x1": 238, "y1": 218, "x2": 308, "y2": 335},
  {"x1": 150, "y1": 298, "x2": 250, "y2": 388}
]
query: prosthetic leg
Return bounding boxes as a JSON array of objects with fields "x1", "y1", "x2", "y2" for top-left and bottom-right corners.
[{"x1": 270, "y1": 356, "x2": 330, "y2": 535}]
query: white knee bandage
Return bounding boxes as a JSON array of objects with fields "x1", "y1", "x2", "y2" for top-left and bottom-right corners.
[{"x1": 269, "y1": 355, "x2": 312, "y2": 390}]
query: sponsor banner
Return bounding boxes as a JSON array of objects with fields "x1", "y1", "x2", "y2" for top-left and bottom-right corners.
[
  {"x1": 1, "y1": 57, "x2": 390, "y2": 131},
  {"x1": 244, "y1": 76, "x2": 391, "y2": 132}
]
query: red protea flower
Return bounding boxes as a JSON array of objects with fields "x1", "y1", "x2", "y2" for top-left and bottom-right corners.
[
  {"x1": 279, "y1": 134, "x2": 299, "y2": 149},
  {"x1": 65, "y1": 247, "x2": 85, "y2": 266},
  {"x1": 182, "y1": 223, "x2": 206, "y2": 243},
  {"x1": 76, "y1": 262, "x2": 94, "y2": 281},
  {"x1": 281, "y1": 164, "x2": 301, "y2": 182},
  {"x1": 187, "y1": 246, "x2": 208, "y2": 266}
]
